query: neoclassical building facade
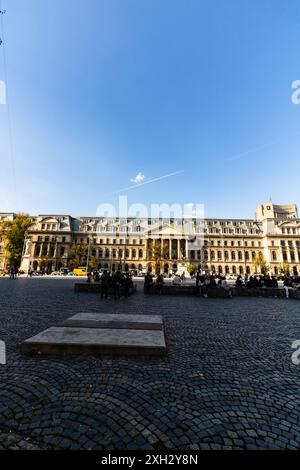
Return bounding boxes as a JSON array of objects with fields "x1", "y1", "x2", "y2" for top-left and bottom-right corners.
[{"x1": 15, "y1": 202, "x2": 300, "y2": 276}]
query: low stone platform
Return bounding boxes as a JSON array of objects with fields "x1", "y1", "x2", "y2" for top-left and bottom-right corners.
[
  {"x1": 145, "y1": 284, "x2": 231, "y2": 298},
  {"x1": 62, "y1": 313, "x2": 163, "y2": 330},
  {"x1": 21, "y1": 313, "x2": 166, "y2": 357},
  {"x1": 233, "y1": 287, "x2": 286, "y2": 298},
  {"x1": 145, "y1": 285, "x2": 196, "y2": 296},
  {"x1": 145, "y1": 284, "x2": 300, "y2": 299},
  {"x1": 74, "y1": 283, "x2": 137, "y2": 295}
]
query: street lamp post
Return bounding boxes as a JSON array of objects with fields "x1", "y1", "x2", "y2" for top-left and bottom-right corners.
[{"x1": 86, "y1": 235, "x2": 91, "y2": 275}]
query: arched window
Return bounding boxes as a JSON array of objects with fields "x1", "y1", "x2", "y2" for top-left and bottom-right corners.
[
  {"x1": 231, "y1": 251, "x2": 236, "y2": 261},
  {"x1": 132, "y1": 249, "x2": 136, "y2": 258},
  {"x1": 238, "y1": 251, "x2": 243, "y2": 261},
  {"x1": 239, "y1": 266, "x2": 244, "y2": 274},
  {"x1": 293, "y1": 266, "x2": 298, "y2": 276},
  {"x1": 139, "y1": 249, "x2": 143, "y2": 258},
  {"x1": 246, "y1": 266, "x2": 250, "y2": 274},
  {"x1": 210, "y1": 250, "x2": 215, "y2": 260},
  {"x1": 245, "y1": 251, "x2": 249, "y2": 260},
  {"x1": 232, "y1": 265, "x2": 237, "y2": 274},
  {"x1": 225, "y1": 265, "x2": 230, "y2": 274},
  {"x1": 224, "y1": 251, "x2": 229, "y2": 260},
  {"x1": 272, "y1": 251, "x2": 277, "y2": 261},
  {"x1": 105, "y1": 249, "x2": 110, "y2": 258},
  {"x1": 218, "y1": 265, "x2": 223, "y2": 274}
]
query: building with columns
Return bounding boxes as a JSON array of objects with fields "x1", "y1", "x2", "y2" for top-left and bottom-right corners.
[{"x1": 17, "y1": 202, "x2": 300, "y2": 276}]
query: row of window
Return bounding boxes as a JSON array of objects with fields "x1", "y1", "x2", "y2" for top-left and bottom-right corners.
[
  {"x1": 37, "y1": 236, "x2": 67, "y2": 243},
  {"x1": 205, "y1": 240, "x2": 261, "y2": 247},
  {"x1": 190, "y1": 250, "x2": 262, "y2": 262},
  {"x1": 280, "y1": 240, "x2": 300, "y2": 247},
  {"x1": 281, "y1": 228, "x2": 298, "y2": 234}
]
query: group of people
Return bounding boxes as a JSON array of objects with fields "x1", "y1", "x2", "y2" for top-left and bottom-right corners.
[
  {"x1": 8, "y1": 267, "x2": 17, "y2": 280},
  {"x1": 144, "y1": 271, "x2": 187, "y2": 294},
  {"x1": 195, "y1": 272, "x2": 232, "y2": 298},
  {"x1": 87, "y1": 270, "x2": 134, "y2": 300},
  {"x1": 235, "y1": 273, "x2": 300, "y2": 299},
  {"x1": 143, "y1": 271, "x2": 232, "y2": 297},
  {"x1": 236, "y1": 274, "x2": 279, "y2": 288}
]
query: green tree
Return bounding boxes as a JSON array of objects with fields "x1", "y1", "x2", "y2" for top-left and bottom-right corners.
[
  {"x1": 280, "y1": 263, "x2": 290, "y2": 275},
  {"x1": 0, "y1": 214, "x2": 32, "y2": 269},
  {"x1": 254, "y1": 252, "x2": 269, "y2": 275},
  {"x1": 68, "y1": 243, "x2": 88, "y2": 269},
  {"x1": 186, "y1": 263, "x2": 198, "y2": 275},
  {"x1": 146, "y1": 239, "x2": 170, "y2": 274},
  {"x1": 89, "y1": 256, "x2": 98, "y2": 270}
]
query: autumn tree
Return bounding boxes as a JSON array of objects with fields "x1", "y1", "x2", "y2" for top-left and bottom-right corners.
[
  {"x1": 280, "y1": 263, "x2": 290, "y2": 275},
  {"x1": 0, "y1": 214, "x2": 32, "y2": 269},
  {"x1": 68, "y1": 243, "x2": 89, "y2": 269},
  {"x1": 254, "y1": 252, "x2": 269, "y2": 275}
]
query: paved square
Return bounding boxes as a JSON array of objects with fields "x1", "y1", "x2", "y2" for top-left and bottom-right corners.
[{"x1": 0, "y1": 278, "x2": 300, "y2": 450}]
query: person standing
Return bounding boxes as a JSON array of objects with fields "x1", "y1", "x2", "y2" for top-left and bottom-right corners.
[
  {"x1": 144, "y1": 272, "x2": 153, "y2": 294},
  {"x1": 112, "y1": 270, "x2": 122, "y2": 300},
  {"x1": 100, "y1": 271, "x2": 110, "y2": 299},
  {"x1": 156, "y1": 273, "x2": 164, "y2": 294},
  {"x1": 9, "y1": 266, "x2": 16, "y2": 280}
]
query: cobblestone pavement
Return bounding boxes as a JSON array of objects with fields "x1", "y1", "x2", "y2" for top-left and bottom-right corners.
[{"x1": 0, "y1": 278, "x2": 300, "y2": 450}]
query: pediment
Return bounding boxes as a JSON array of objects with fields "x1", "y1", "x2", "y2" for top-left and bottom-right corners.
[
  {"x1": 40, "y1": 216, "x2": 60, "y2": 224},
  {"x1": 144, "y1": 223, "x2": 187, "y2": 237}
]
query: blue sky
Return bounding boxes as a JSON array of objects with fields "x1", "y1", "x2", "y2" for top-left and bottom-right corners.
[{"x1": 0, "y1": 0, "x2": 300, "y2": 218}]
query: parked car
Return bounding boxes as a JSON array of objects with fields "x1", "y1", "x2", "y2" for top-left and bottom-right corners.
[{"x1": 73, "y1": 267, "x2": 87, "y2": 276}]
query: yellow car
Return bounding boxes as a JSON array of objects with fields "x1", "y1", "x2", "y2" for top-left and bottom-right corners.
[{"x1": 73, "y1": 267, "x2": 87, "y2": 276}]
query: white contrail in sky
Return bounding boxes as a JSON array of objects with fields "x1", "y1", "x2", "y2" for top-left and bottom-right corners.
[
  {"x1": 226, "y1": 140, "x2": 278, "y2": 162},
  {"x1": 114, "y1": 170, "x2": 184, "y2": 194},
  {"x1": 226, "y1": 131, "x2": 300, "y2": 162}
]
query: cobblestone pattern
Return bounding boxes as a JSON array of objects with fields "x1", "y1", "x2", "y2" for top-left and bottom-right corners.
[{"x1": 0, "y1": 279, "x2": 300, "y2": 450}]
